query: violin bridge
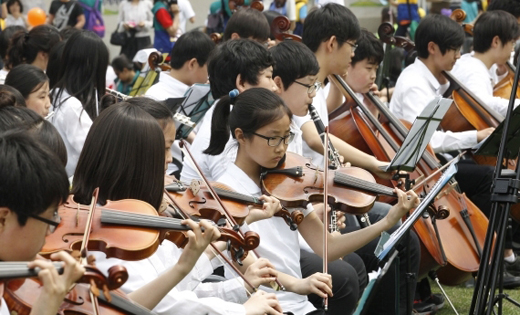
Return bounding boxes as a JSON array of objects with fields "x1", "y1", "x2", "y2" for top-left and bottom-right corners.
[
  {"x1": 190, "y1": 180, "x2": 201, "y2": 195},
  {"x1": 314, "y1": 169, "x2": 319, "y2": 185}
]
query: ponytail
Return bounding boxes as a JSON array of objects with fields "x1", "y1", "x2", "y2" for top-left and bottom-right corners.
[
  {"x1": 204, "y1": 88, "x2": 292, "y2": 156},
  {"x1": 204, "y1": 95, "x2": 232, "y2": 155},
  {"x1": 6, "y1": 25, "x2": 61, "y2": 70}
]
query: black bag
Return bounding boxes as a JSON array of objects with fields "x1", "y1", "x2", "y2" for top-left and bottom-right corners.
[{"x1": 110, "y1": 24, "x2": 127, "y2": 46}]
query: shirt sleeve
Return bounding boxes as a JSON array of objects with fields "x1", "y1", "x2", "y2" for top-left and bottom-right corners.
[
  {"x1": 0, "y1": 298, "x2": 9, "y2": 315},
  {"x1": 156, "y1": 7, "x2": 173, "y2": 29},
  {"x1": 184, "y1": 0, "x2": 195, "y2": 19},
  {"x1": 299, "y1": 5, "x2": 307, "y2": 20}
]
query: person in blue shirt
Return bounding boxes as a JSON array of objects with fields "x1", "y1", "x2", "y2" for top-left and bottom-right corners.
[{"x1": 112, "y1": 55, "x2": 140, "y2": 96}]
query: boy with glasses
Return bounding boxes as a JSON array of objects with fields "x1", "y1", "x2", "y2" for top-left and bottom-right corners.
[{"x1": 0, "y1": 130, "x2": 85, "y2": 315}]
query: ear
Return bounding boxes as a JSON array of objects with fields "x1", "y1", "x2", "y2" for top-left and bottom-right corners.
[
  {"x1": 324, "y1": 35, "x2": 337, "y2": 53},
  {"x1": 427, "y1": 41, "x2": 437, "y2": 56},
  {"x1": 231, "y1": 33, "x2": 241, "y2": 40},
  {"x1": 187, "y1": 58, "x2": 198, "y2": 70},
  {"x1": 37, "y1": 51, "x2": 48, "y2": 61},
  {"x1": 491, "y1": 35, "x2": 501, "y2": 48},
  {"x1": 273, "y1": 76, "x2": 284, "y2": 94},
  {"x1": 235, "y1": 127, "x2": 245, "y2": 144},
  {"x1": 235, "y1": 74, "x2": 247, "y2": 93},
  {"x1": 0, "y1": 207, "x2": 12, "y2": 232}
]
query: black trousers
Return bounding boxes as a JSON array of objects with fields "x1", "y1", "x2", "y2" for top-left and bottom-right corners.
[
  {"x1": 455, "y1": 159, "x2": 518, "y2": 249},
  {"x1": 300, "y1": 202, "x2": 421, "y2": 315}
]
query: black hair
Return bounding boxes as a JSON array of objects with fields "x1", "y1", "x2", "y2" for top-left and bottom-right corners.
[
  {"x1": 263, "y1": 10, "x2": 282, "y2": 40},
  {"x1": 111, "y1": 54, "x2": 134, "y2": 72},
  {"x1": 59, "y1": 26, "x2": 82, "y2": 40},
  {"x1": 0, "y1": 85, "x2": 26, "y2": 107},
  {"x1": 208, "y1": 39, "x2": 274, "y2": 99},
  {"x1": 302, "y1": 3, "x2": 360, "y2": 53},
  {"x1": 488, "y1": 0, "x2": 520, "y2": 18},
  {"x1": 5, "y1": 64, "x2": 48, "y2": 100},
  {"x1": 125, "y1": 97, "x2": 174, "y2": 130},
  {"x1": 0, "y1": 106, "x2": 67, "y2": 166},
  {"x1": 415, "y1": 14, "x2": 465, "y2": 59},
  {"x1": 72, "y1": 103, "x2": 165, "y2": 210},
  {"x1": 271, "y1": 40, "x2": 319, "y2": 90},
  {"x1": 0, "y1": 25, "x2": 24, "y2": 60},
  {"x1": 6, "y1": 25, "x2": 61, "y2": 70},
  {"x1": 6, "y1": 0, "x2": 23, "y2": 14},
  {"x1": 204, "y1": 88, "x2": 292, "y2": 155},
  {"x1": 223, "y1": 8, "x2": 270, "y2": 42},
  {"x1": 170, "y1": 30, "x2": 216, "y2": 69},
  {"x1": 0, "y1": 129, "x2": 69, "y2": 225},
  {"x1": 46, "y1": 40, "x2": 67, "y2": 89},
  {"x1": 473, "y1": 10, "x2": 520, "y2": 53},
  {"x1": 52, "y1": 30, "x2": 109, "y2": 121},
  {"x1": 351, "y1": 29, "x2": 385, "y2": 66}
]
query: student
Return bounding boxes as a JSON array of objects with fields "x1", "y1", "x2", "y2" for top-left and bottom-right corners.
[
  {"x1": 451, "y1": 10, "x2": 520, "y2": 115},
  {"x1": 4, "y1": 0, "x2": 28, "y2": 28},
  {"x1": 145, "y1": 30, "x2": 215, "y2": 100},
  {"x1": 73, "y1": 101, "x2": 283, "y2": 315},
  {"x1": 145, "y1": 30, "x2": 215, "y2": 176},
  {"x1": 116, "y1": 0, "x2": 153, "y2": 60},
  {"x1": 205, "y1": 87, "x2": 419, "y2": 314},
  {"x1": 389, "y1": 14, "x2": 520, "y2": 288},
  {"x1": 152, "y1": 0, "x2": 180, "y2": 54},
  {"x1": 112, "y1": 55, "x2": 140, "y2": 96},
  {"x1": 0, "y1": 26, "x2": 24, "y2": 83},
  {"x1": 5, "y1": 64, "x2": 51, "y2": 117},
  {"x1": 270, "y1": 39, "x2": 366, "y2": 315},
  {"x1": 299, "y1": 5, "x2": 422, "y2": 314},
  {"x1": 50, "y1": 30, "x2": 109, "y2": 176},
  {"x1": 222, "y1": 7, "x2": 270, "y2": 44},
  {"x1": 180, "y1": 38, "x2": 278, "y2": 183},
  {"x1": 6, "y1": 25, "x2": 61, "y2": 71},
  {"x1": 0, "y1": 129, "x2": 84, "y2": 315},
  {"x1": 48, "y1": 0, "x2": 85, "y2": 31}
]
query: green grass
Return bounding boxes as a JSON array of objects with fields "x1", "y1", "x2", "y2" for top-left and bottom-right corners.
[
  {"x1": 430, "y1": 280, "x2": 520, "y2": 314},
  {"x1": 350, "y1": 1, "x2": 383, "y2": 7},
  {"x1": 103, "y1": 9, "x2": 119, "y2": 15}
]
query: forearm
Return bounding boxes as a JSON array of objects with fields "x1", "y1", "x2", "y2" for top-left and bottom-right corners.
[
  {"x1": 330, "y1": 134, "x2": 379, "y2": 172},
  {"x1": 30, "y1": 292, "x2": 66, "y2": 315},
  {"x1": 326, "y1": 82, "x2": 345, "y2": 113},
  {"x1": 75, "y1": 15, "x2": 85, "y2": 28},
  {"x1": 275, "y1": 271, "x2": 300, "y2": 293},
  {"x1": 128, "y1": 263, "x2": 191, "y2": 309}
]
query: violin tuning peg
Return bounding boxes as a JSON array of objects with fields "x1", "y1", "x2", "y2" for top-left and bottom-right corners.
[
  {"x1": 103, "y1": 285, "x2": 112, "y2": 303},
  {"x1": 90, "y1": 279, "x2": 100, "y2": 297}
]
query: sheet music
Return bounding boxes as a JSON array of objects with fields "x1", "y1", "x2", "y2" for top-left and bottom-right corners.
[{"x1": 383, "y1": 96, "x2": 452, "y2": 172}]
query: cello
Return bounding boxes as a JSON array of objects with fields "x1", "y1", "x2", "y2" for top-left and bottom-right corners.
[{"x1": 328, "y1": 74, "x2": 489, "y2": 285}]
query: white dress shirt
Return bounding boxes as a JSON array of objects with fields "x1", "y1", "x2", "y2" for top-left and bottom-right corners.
[
  {"x1": 389, "y1": 58, "x2": 478, "y2": 153},
  {"x1": 217, "y1": 163, "x2": 316, "y2": 315},
  {"x1": 451, "y1": 53, "x2": 519, "y2": 117},
  {"x1": 50, "y1": 89, "x2": 94, "y2": 176},
  {"x1": 0, "y1": 298, "x2": 8, "y2": 315},
  {"x1": 92, "y1": 241, "x2": 248, "y2": 315},
  {"x1": 145, "y1": 72, "x2": 190, "y2": 175}
]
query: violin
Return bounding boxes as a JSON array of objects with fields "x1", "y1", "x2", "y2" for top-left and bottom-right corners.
[
  {"x1": 328, "y1": 74, "x2": 489, "y2": 285},
  {"x1": 41, "y1": 196, "x2": 259, "y2": 263},
  {"x1": 165, "y1": 179, "x2": 304, "y2": 231},
  {"x1": 261, "y1": 152, "x2": 396, "y2": 215}
]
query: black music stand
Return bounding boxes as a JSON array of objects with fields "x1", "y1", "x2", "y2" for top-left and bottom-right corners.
[{"x1": 469, "y1": 60, "x2": 520, "y2": 314}]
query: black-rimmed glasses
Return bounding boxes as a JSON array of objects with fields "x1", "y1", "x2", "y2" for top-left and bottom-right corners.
[
  {"x1": 294, "y1": 81, "x2": 322, "y2": 95},
  {"x1": 346, "y1": 41, "x2": 358, "y2": 52},
  {"x1": 252, "y1": 131, "x2": 295, "y2": 147},
  {"x1": 28, "y1": 210, "x2": 60, "y2": 233}
]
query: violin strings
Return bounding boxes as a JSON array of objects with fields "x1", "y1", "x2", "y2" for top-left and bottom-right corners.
[{"x1": 334, "y1": 172, "x2": 395, "y2": 195}]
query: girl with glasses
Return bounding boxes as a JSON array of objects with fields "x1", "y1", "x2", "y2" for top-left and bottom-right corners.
[{"x1": 205, "y1": 87, "x2": 420, "y2": 315}]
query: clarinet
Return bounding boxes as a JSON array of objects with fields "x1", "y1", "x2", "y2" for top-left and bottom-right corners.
[{"x1": 308, "y1": 104, "x2": 371, "y2": 229}]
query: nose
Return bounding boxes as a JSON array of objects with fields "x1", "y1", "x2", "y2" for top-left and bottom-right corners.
[{"x1": 165, "y1": 150, "x2": 173, "y2": 171}]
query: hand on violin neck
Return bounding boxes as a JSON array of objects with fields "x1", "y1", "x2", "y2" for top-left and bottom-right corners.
[
  {"x1": 384, "y1": 189, "x2": 420, "y2": 229},
  {"x1": 243, "y1": 257, "x2": 278, "y2": 292},
  {"x1": 177, "y1": 219, "x2": 221, "y2": 274},
  {"x1": 244, "y1": 195, "x2": 282, "y2": 225},
  {"x1": 27, "y1": 251, "x2": 85, "y2": 315}
]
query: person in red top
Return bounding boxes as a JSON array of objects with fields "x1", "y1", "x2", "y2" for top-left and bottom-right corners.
[{"x1": 152, "y1": 0, "x2": 180, "y2": 53}]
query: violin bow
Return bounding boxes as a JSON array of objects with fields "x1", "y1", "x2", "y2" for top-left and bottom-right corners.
[
  {"x1": 322, "y1": 128, "x2": 330, "y2": 311},
  {"x1": 178, "y1": 139, "x2": 285, "y2": 291},
  {"x1": 161, "y1": 188, "x2": 259, "y2": 293}
]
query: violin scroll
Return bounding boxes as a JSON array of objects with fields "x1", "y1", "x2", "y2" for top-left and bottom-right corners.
[
  {"x1": 275, "y1": 207, "x2": 303, "y2": 231},
  {"x1": 271, "y1": 16, "x2": 302, "y2": 42},
  {"x1": 377, "y1": 22, "x2": 396, "y2": 45},
  {"x1": 250, "y1": 0, "x2": 264, "y2": 11},
  {"x1": 210, "y1": 32, "x2": 223, "y2": 44},
  {"x1": 148, "y1": 51, "x2": 171, "y2": 72},
  {"x1": 450, "y1": 9, "x2": 466, "y2": 23}
]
